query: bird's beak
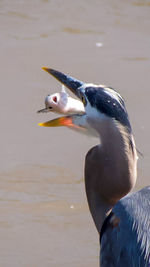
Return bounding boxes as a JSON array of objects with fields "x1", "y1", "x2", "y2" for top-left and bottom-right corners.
[
  {"x1": 37, "y1": 107, "x2": 52, "y2": 113},
  {"x1": 38, "y1": 115, "x2": 83, "y2": 131},
  {"x1": 42, "y1": 67, "x2": 84, "y2": 99},
  {"x1": 38, "y1": 116, "x2": 73, "y2": 127}
]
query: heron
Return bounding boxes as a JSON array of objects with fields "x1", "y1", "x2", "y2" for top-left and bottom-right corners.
[{"x1": 39, "y1": 68, "x2": 150, "y2": 266}]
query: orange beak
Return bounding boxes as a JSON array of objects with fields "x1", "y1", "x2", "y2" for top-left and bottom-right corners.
[
  {"x1": 38, "y1": 115, "x2": 86, "y2": 134},
  {"x1": 38, "y1": 116, "x2": 74, "y2": 127}
]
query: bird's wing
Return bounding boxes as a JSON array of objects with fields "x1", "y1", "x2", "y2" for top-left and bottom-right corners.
[{"x1": 100, "y1": 186, "x2": 150, "y2": 267}]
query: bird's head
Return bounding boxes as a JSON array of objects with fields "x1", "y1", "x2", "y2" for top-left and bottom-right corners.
[{"x1": 39, "y1": 68, "x2": 132, "y2": 136}]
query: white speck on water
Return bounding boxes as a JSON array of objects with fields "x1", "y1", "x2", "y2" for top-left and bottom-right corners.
[{"x1": 96, "y1": 42, "x2": 103, "y2": 48}]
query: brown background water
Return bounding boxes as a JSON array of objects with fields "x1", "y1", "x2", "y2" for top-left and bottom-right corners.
[{"x1": 0, "y1": 0, "x2": 150, "y2": 266}]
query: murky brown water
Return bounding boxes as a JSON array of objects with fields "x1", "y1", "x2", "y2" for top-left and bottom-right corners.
[{"x1": 0, "y1": 0, "x2": 150, "y2": 266}]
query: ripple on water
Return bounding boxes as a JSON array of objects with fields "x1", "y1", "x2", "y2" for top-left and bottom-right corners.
[{"x1": 0, "y1": 164, "x2": 84, "y2": 204}]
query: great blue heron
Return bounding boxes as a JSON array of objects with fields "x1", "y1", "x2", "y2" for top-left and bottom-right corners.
[{"x1": 39, "y1": 68, "x2": 150, "y2": 266}]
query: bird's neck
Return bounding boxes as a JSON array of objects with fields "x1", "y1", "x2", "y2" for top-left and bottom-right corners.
[{"x1": 84, "y1": 118, "x2": 137, "y2": 233}]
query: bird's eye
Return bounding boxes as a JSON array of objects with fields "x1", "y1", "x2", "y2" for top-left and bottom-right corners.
[
  {"x1": 53, "y1": 96, "x2": 57, "y2": 103},
  {"x1": 81, "y1": 95, "x2": 87, "y2": 106}
]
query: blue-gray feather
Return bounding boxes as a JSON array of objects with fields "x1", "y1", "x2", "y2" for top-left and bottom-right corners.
[
  {"x1": 85, "y1": 86, "x2": 132, "y2": 134},
  {"x1": 100, "y1": 186, "x2": 150, "y2": 267}
]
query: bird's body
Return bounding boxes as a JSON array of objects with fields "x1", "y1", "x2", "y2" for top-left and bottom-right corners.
[
  {"x1": 39, "y1": 67, "x2": 150, "y2": 266},
  {"x1": 100, "y1": 186, "x2": 150, "y2": 267},
  {"x1": 37, "y1": 85, "x2": 85, "y2": 115}
]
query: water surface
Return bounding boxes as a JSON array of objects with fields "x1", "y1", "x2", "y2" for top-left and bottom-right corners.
[{"x1": 0, "y1": 0, "x2": 150, "y2": 266}]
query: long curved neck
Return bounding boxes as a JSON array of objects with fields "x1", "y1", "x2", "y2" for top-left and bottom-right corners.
[{"x1": 84, "y1": 119, "x2": 137, "y2": 234}]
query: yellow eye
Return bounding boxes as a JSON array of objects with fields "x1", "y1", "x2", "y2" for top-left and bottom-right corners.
[{"x1": 81, "y1": 95, "x2": 87, "y2": 106}]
